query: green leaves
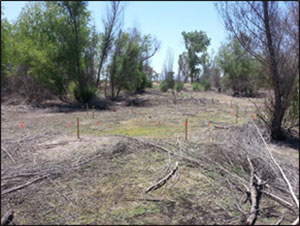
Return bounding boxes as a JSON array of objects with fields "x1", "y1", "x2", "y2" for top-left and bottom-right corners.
[
  {"x1": 181, "y1": 30, "x2": 211, "y2": 82},
  {"x1": 3, "y1": 1, "x2": 97, "y2": 102},
  {"x1": 217, "y1": 38, "x2": 260, "y2": 96}
]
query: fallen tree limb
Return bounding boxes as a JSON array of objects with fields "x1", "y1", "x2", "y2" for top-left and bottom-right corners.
[
  {"x1": 252, "y1": 121, "x2": 299, "y2": 209},
  {"x1": 1, "y1": 210, "x2": 14, "y2": 225},
  {"x1": 275, "y1": 214, "x2": 285, "y2": 225},
  {"x1": 226, "y1": 178, "x2": 247, "y2": 215},
  {"x1": 145, "y1": 162, "x2": 178, "y2": 193},
  {"x1": 1, "y1": 175, "x2": 49, "y2": 196},
  {"x1": 245, "y1": 156, "x2": 263, "y2": 225},
  {"x1": 261, "y1": 190, "x2": 294, "y2": 210},
  {"x1": 292, "y1": 217, "x2": 299, "y2": 225},
  {"x1": 1, "y1": 147, "x2": 16, "y2": 164}
]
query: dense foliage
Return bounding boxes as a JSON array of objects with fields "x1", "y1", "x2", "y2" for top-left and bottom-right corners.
[
  {"x1": 1, "y1": 2, "x2": 159, "y2": 103},
  {"x1": 217, "y1": 38, "x2": 261, "y2": 96}
]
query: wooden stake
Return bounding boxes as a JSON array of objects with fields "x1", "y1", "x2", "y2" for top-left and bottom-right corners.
[
  {"x1": 77, "y1": 117, "x2": 80, "y2": 138},
  {"x1": 185, "y1": 118, "x2": 188, "y2": 141},
  {"x1": 92, "y1": 105, "x2": 95, "y2": 119},
  {"x1": 86, "y1": 103, "x2": 88, "y2": 115},
  {"x1": 236, "y1": 105, "x2": 239, "y2": 124}
]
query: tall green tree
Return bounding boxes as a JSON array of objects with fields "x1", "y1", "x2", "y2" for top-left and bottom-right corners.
[
  {"x1": 181, "y1": 31, "x2": 210, "y2": 83},
  {"x1": 107, "y1": 28, "x2": 159, "y2": 99},
  {"x1": 217, "y1": 38, "x2": 260, "y2": 96},
  {"x1": 4, "y1": 2, "x2": 97, "y2": 103},
  {"x1": 177, "y1": 51, "x2": 189, "y2": 82},
  {"x1": 97, "y1": 1, "x2": 124, "y2": 93}
]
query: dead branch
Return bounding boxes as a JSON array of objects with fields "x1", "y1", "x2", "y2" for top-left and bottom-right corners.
[
  {"x1": 245, "y1": 156, "x2": 263, "y2": 225},
  {"x1": 292, "y1": 217, "x2": 299, "y2": 225},
  {"x1": 261, "y1": 190, "x2": 294, "y2": 210},
  {"x1": 145, "y1": 161, "x2": 178, "y2": 193},
  {"x1": 1, "y1": 210, "x2": 14, "y2": 225},
  {"x1": 1, "y1": 147, "x2": 16, "y2": 164},
  {"x1": 252, "y1": 121, "x2": 299, "y2": 209},
  {"x1": 226, "y1": 178, "x2": 247, "y2": 215},
  {"x1": 275, "y1": 214, "x2": 285, "y2": 225},
  {"x1": 1, "y1": 175, "x2": 49, "y2": 196}
]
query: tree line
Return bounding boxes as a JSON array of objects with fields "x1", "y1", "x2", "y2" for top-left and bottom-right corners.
[{"x1": 1, "y1": 1, "x2": 158, "y2": 103}]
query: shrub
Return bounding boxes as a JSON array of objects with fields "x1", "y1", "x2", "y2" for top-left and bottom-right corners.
[
  {"x1": 159, "y1": 81, "x2": 168, "y2": 92},
  {"x1": 201, "y1": 79, "x2": 211, "y2": 91},
  {"x1": 192, "y1": 82, "x2": 204, "y2": 91},
  {"x1": 136, "y1": 73, "x2": 153, "y2": 93},
  {"x1": 165, "y1": 71, "x2": 175, "y2": 89},
  {"x1": 74, "y1": 84, "x2": 97, "y2": 103},
  {"x1": 174, "y1": 82, "x2": 184, "y2": 92}
]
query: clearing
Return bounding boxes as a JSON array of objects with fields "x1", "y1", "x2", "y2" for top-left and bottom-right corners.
[{"x1": 1, "y1": 84, "x2": 299, "y2": 225}]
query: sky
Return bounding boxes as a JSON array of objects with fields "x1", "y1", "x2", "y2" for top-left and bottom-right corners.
[{"x1": 1, "y1": 1, "x2": 228, "y2": 74}]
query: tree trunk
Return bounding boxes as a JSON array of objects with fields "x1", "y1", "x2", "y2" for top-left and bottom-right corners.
[{"x1": 263, "y1": 1, "x2": 284, "y2": 140}]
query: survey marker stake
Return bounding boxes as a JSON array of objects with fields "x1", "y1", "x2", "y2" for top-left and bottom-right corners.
[
  {"x1": 185, "y1": 118, "x2": 188, "y2": 141},
  {"x1": 77, "y1": 117, "x2": 80, "y2": 139}
]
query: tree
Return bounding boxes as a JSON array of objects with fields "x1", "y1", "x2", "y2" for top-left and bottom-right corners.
[
  {"x1": 181, "y1": 31, "x2": 210, "y2": 83},
  {"x1": 162, "y1": 48, "x2": 175, "y2": 89},
  {"x1": 177, "y1": 51, "x2": 189, "y2": 82},
  {"x1": 215, "y1": 1, "x2": 299, "y2": 140},
  {"x1": 96, "y1": 1, "x2": 124, "y2": 93},
  {"x1": 217, "y1": 38, "x2": 260, "y2": 96},
  {"x1": 106, "y1": 28, "x2": 159, "y2": 99},
  {"x1": 3, "y1": 1, "x2": 97, "y2": 103}
]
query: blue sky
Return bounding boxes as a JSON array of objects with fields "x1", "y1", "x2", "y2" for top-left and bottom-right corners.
[{"x1": 2, "y1": 1, "x2": 228, "y2": 74}]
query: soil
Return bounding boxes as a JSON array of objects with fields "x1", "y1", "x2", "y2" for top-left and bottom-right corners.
[{"x1": 1, "y1": 84, "x2": 298, "y2": 225}]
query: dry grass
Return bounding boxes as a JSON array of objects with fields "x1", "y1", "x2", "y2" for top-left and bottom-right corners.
[{"x1": 1, "y1": 84, "x2": 298, "y2": 225}]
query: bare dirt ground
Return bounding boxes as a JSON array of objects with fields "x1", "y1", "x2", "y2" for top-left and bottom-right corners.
[{"x1": 1, "y1": 84, "x2": 299, "y2": 225}]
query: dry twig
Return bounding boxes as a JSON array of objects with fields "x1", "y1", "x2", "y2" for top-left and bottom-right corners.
[
  {"x1": 145, "y1": 161, "x2": 178, "y2": 193},
  {"x1": 1, "y1": 210, "x2": 14, "y2": 225}
]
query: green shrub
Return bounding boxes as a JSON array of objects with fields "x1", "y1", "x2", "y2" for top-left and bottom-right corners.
[
  {"x1": 82, "y1": 85, "x2": 97, "y2": 103},
  {"x1": 165, "y1": 71, "x2": 175, "y2": 89},
  {"x1": 192, "y1": 82, "x2": 204, "y2": 91},
  {"x1": 159, "y1": 81, "x2": 168, "y2": 92},
  {"x1": 201, "y1": 79, "x2": 211, "y2": 91},
  {"x1": 174, "y1": 82, "x2": 184, "y2": 92},
  {"x1": 74, "y1": 84, "x2": 97, "y2": 103},
  {"x1": 67, "y1": 81, "x2": 77, "y2": 100}
]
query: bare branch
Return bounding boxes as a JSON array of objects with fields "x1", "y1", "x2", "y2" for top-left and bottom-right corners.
[{"x1": 252, "y1": 121, "x2": 299, "y2": 208}]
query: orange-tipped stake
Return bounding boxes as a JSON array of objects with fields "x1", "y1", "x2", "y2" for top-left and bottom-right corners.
[
  {"x1": 158, "y1": 121, "x2": 161, "y2": 126},
  {"x1": 184, "y1": 118, "x2": 188, "y2": 140},
  {"x1": 96, "y1": 121, "x2": 99, "y2": 125},
  {"x1": 208, "y1": 123, "x2": 210, "y2": 127}
]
